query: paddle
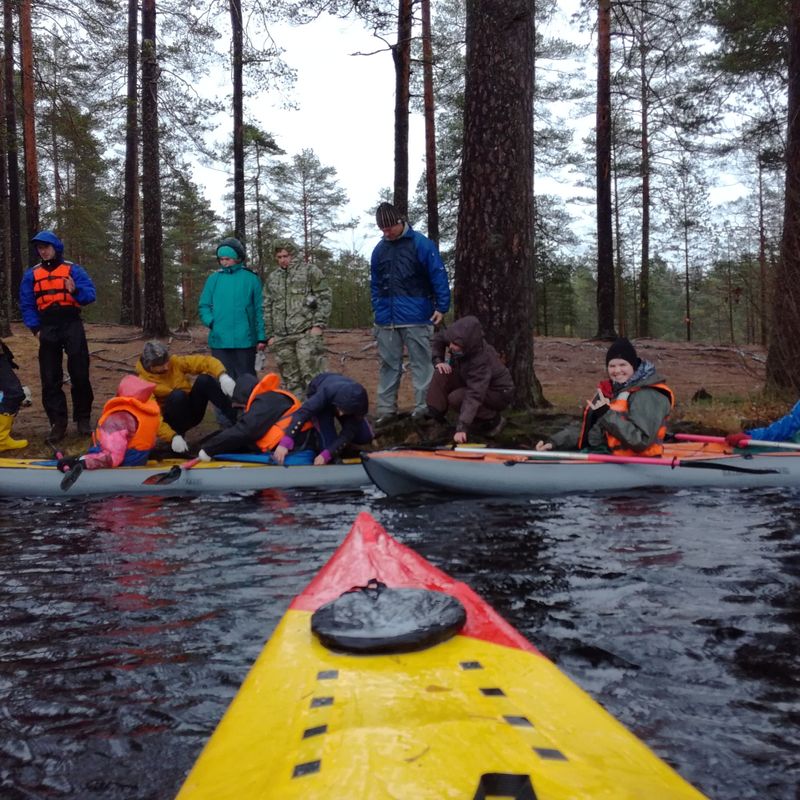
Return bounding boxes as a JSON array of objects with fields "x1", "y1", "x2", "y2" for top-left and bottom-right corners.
[
  {"x1": 142, "y1": 457, "x2": 201, "y2": 486},
  {"x1": 673, "y1": 433, "x2": 800, "y2": 451},
  {"x1": 59, "y1": 459, "x2": 86, "y2": 491},
  {"x1": 454, "y1": 446, "x2": 782, "y2": 475}
]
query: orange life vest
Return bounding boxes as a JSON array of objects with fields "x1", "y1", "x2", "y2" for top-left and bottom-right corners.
[
  {"x1": 245, "y1": 373, "x2": 311, "y2": 452},
  {"x1": 94, "y1": 395, "x2": 161, "y2": 463},
  {"x1": 604, "y1": 383, "x2": 675, "y2": 456},
  {"x1": 32, "y1": 263, "x2": 81, "y2": 313}
]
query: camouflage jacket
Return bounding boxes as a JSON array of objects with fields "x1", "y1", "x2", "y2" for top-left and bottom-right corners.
[{"x1": 263, "y1": 261, "x2": 332, "y2": 338}]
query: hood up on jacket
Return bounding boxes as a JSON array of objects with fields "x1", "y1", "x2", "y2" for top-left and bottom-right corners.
[
  {"x1": 445, "y1": 315, "x2": 485, "y2": 356},
  {"x1": 30, "y1": 230, "x2": 65, "y2": 259},
  {"x1": 117, "y1": 375, "x2": 157, "y2": 402},
  {"x1": 332, "y1": 382, "x2": 369, "y2": 416}
]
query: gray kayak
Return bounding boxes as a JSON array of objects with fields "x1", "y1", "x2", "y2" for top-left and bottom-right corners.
[
  {"x1": 0, "y1": 457, "x2": 369, "y2": 498},
  {"x1": 361, "y1": 446, "x2": 800, "y2": 497}
]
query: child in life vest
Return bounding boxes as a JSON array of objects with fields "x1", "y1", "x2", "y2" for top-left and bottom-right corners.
[
  {"x1": 537, "y1": 338, "x2": 674, "y2": 456},
  {"x1": 56, "y1": 375, "x2": 160, "y2": 474}
]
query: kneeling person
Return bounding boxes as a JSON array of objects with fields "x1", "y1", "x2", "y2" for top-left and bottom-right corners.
[
  {"x1": 57, "y1": 375, "x2": 160, "y2": 474},
  {"x1": 426, "y1": 315, "x2": 514, "y2": 444},
  {"x1": 273, "y1": 373, "x2": 373, "y2": 466},
  {"x1": 136, "y1": 341, "x2": 237, "y2": 453}
]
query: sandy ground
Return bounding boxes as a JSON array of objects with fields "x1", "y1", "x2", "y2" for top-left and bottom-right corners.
[{"x1": 2, "y1": 321, "x2": 770, "y2": 455}]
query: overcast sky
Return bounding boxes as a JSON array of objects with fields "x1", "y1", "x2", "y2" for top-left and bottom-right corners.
[{"x1": 194, "y1": 14, "x2": 425, "y2": 259}]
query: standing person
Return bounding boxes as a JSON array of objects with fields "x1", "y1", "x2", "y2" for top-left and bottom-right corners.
[
  {"x1": 0, "y1": 339, "x2": 28, "y2": 451},
  {"x1": 272, "y1": 372, "x2": 373, "y2": 466},
  {"x1": 135, "y1": 341, "x2": 237, "y2": 453},
  {"x1": 426, "y1": 315, "x2": 514, "y2": 443},
  {"x1": 370, "y1": 202, "x2": 450, "y2": 424},
  {"x1": 19, "y1": 230, "x2": 96, "y2": 443},
  {"x1": 262, "y1": 244, "x2": 332, "y2": 397},
  {"x1": 536, "y1": 337, "x2": 674, "y2": 455},
  {"x1": 198, "y1": 237, "x2": 266, "y2": 380}
]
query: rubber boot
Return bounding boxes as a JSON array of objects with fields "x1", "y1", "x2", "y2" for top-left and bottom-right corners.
[{"x1": 0, "y1": 413, "x2": 28, "y2": 451}]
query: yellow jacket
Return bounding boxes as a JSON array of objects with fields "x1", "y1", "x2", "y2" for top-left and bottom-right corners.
[{"x1": 136, "y1": 354, "x2": 226, "y2": 440}]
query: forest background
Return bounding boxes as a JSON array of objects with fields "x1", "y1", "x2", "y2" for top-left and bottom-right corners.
[{"x1": 1, "y1": 0, "x2": 800, "y2": 416}]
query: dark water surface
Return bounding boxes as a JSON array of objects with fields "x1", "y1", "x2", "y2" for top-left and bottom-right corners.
[{"x1": 1, "y1": 485, "x2": 798, "y2": 799}]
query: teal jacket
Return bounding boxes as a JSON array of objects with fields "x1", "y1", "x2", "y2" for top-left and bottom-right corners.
[{"x1": 198, "y1": 263, "x2": 266, "y2": 348}]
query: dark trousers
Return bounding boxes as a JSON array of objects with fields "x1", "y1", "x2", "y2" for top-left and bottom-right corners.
[
  {"x1": 161, "y1": 373, "x2": 235, "y2": 435},
  {"x1": 0, "y1": 350, "x2": 25, "y2": 414},
  {"x1": 211, "y1": 347, "x2": 256, "y2": 380},
  {"x1": 315, "y1": 411, "x2": 373, "y2": 454},
  {"x1": 426, "y1": 370, "x2": 511, "y2": 422},
  {"x1": 38, "y1": 317, "x2": 93, "y2": 424}
]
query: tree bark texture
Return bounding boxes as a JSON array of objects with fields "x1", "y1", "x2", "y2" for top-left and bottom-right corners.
[
  {"x1": 638, "y1": 19, "x2": 650, "y2": 338},
  {"x1": 767, "y1": 0, "x2": 800, "y2": 391},
  {"x1": 392, "y1": 0, "x2": 412, "y2": 216},
  {"x1": 4, "y1": 0, "x2": 21, "y2": 297},
  {"x1": 454, "y1": 0, "x2": 543, "y2": 408},
  {"x1": 595, "y1": 0, "x2": 616, "y2": 338},
  {"x1": 120, "y1": 0, "x2": 139, "y2": 325},
  {"x1": 0, "y1": 43, "x2": 9, "y2": 334},
  {"x1": 141, "y1": 0, "x2": 168, "y2": 337},
  {"x1": 230, "y1": 0, "x2": 246, "y2": 242},
  {"x1": 18, "y1": 0, "x2": 38, "y2": 265},
  {"x1": 421, "y1": 0, "x2": 439, "y2": 244}
]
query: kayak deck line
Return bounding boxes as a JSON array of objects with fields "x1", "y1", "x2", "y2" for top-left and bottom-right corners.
[{"x1": 176, "y1": 512, "x2": 707, "y2": 799}]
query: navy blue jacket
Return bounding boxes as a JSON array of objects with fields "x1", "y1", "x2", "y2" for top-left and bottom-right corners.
[{"x1": 370, "y1": 224, "x2": 450, "y2": 326}]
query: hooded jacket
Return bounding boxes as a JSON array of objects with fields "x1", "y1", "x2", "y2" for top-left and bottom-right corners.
[
  {"x1": 19, "y1": 232, "x2": 96, "y2": 332},
  {"x1": 284, "y1": 372, "x2": 370, "y2": 459},
  {"x1": 370, "y1": 223, "x2": 450, "y2": 326},
  {"x1": 431, "y1": 316, "x2": 514, "y2": 431},
  {"x1": 87, "y1": 375, "x2": 160, "y2": 467},
  {"x1": 198, "y1": 255, "x2": 265, "y2": 349}
]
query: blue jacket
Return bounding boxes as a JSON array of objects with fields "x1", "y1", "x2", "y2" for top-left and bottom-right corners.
[
  {"x1": 747, "y1": 399, "x2": 800, "y2": 442},
  {"x1": 370, "y1": 224, "x2": 450, "y2": 326},
  {"x1": 19, "y1": 259, "x2": 96, "y2": 331}
]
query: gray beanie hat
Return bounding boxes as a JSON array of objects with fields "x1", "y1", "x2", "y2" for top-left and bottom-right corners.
[{"x1": 141, "y1": 341, "x2": 170, "y2": 370}]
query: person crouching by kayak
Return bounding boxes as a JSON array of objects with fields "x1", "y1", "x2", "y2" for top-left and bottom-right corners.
[
  {"x1": 537, "y1": 337, "x2": 674, "y2": 455},
  {"x1": 195, "y1": 373, "x2": 316, "y2": 462},
  {"x1": 136, "y1": 341, "x2": 238, "y2": 454},
  {"x1": 425, "y1": 315, "x2": 514, "y2": 443},
  {"x1": 272, "y1": 373, "x2": 374, "y2": 466},
  {"x1": 56, "y1": 375, "x2": 160, "y2": 474},
  {"x1": 0, "y1": 339, "x2": 28, "y2": 451}
]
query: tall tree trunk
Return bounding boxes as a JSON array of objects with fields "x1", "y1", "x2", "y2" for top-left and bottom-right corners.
[
  {"x1": 757, "y1": 157, "x2": 768, "y2": 347},
  {"x1": 230, "y1": 0, "x2": 246, "y2": 241},
  {"x1": 595, "y1": 0, "x2": 616, "y2": 339},
  {"x1": 18, "y1": 0, "x2": 38, "y2": 263},
  {"x1": 141, "y1": 0, "x2": 168, "y2": 337},
  {"x1": 420, "y1": 0, "x2": 439, "y2": 243},
  {"x1": 766, "y1": 0, "x2": 800, "y2": 391},
  {"x1": 4, "y1": 0, "x2": 21, "y2": 298},
  {"x1": 454, "y1": 0, "x2": 543, "y2": 408},
  {"x1": 683, "y1": 194, "x2": 691, "y2": 342},
  {"x1": 120, "y1": 0, "x2": 139, "y2": 325},
  {"x1": 612, "y1": 120, "x2": 626, "y2": 336},
  {"x1": 638, "y1": 17, "x2": 650, "y2": 338},
  {"x1": 392, "y1": 0, "x2": 412, "y2": 215},
  {"x1": 0, "y1": 42, "x2": 9, "y2": 335}
]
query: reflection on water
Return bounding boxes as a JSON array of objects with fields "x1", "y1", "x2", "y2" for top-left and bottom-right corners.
[{"x1": 0, "y1": 486, "x2": 798, "y2": 799}]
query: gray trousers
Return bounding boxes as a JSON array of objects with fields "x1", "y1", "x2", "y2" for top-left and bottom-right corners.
[{"x1": 374, "y1": 324, "x2": 434, "y2": 415}]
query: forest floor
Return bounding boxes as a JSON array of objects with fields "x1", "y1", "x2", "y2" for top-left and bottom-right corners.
[{"x1": 2, "y1": 321, "x2": 786, "y2": 458}]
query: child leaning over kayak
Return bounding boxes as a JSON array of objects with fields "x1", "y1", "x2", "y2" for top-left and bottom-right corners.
[
  {"x1": 537, "y1": 337, "x2": 675, "y2": 455},
  {"x1": 56, "y1": 375, "x2": 160, "y2": 476}
]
